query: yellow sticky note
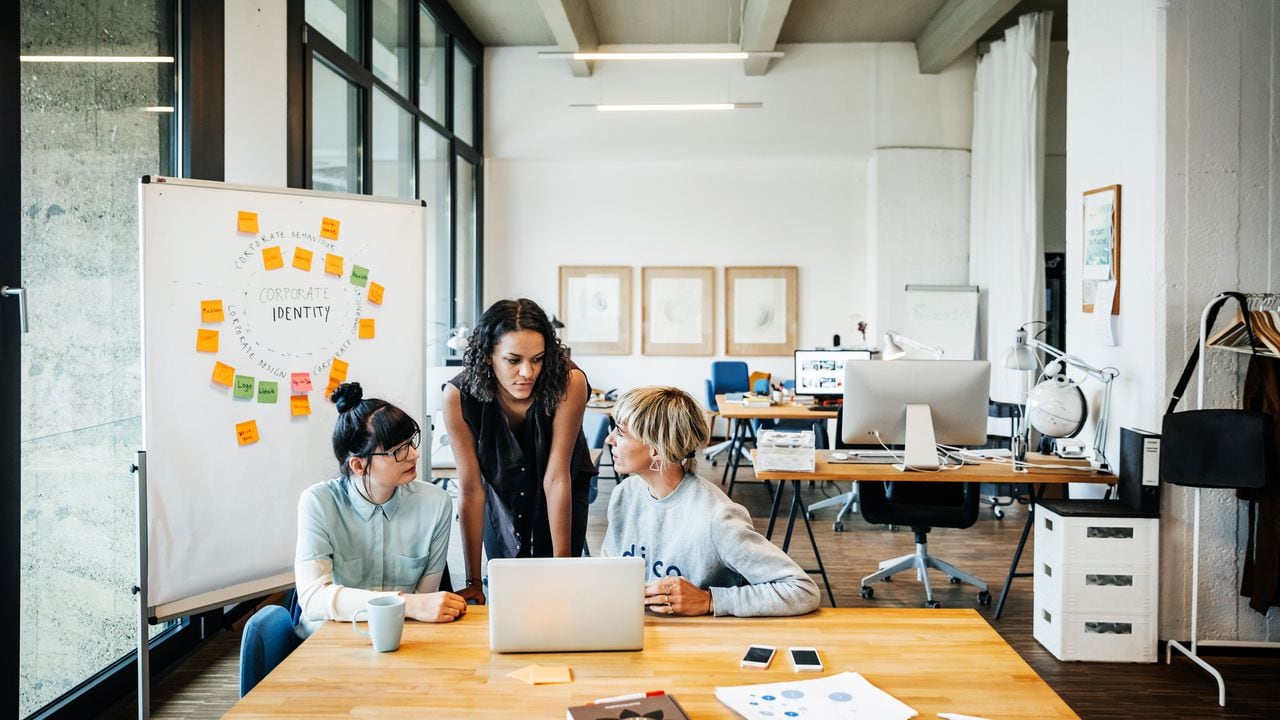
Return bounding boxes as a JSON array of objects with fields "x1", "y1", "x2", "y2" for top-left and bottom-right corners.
[
  {"x1": 506, "y1": 664, "x2": 572, "y2": 686},
  {"x1": 212, "y1": 361, "x2": 235, "y2": 387},
  {"x1": 237, "y1": 211, "x2": 259, "y2": 234},
  {"x1": 358, "y1": 318, "x2": 375, "y2": 339},
  {"x1": 262, "y1": 245, "x2": 284, "y2": 270},
  {"x1": 235, "y1": 420, "x2": 260, "y2": 446},
  {"x1": 200, "y1": 299, "x2": 225, "y2": 323},
  {"x1": 330, "y1": 357, "x2": 349, "y2": 381},
  {"x1": 367, "y1": 281, "x2": 384, "y2": 305},
  {"x1": 292, "y1": 247, "x2": 313, "y2": 271},
  {"x1": 291, "y1": 394, "x2": 312, "y2": 417},
  {"x1": 320, "y1": 216, "x2": 340, "y2": 241},
  {"x1": 324, "y1": 253, "x2": 344, "y2": 276},
  {"x1": 196, "y1": 328, "x2": 219, "y2": 353}
]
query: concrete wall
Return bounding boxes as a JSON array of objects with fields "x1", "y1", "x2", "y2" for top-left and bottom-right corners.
[
  {"x1": 1067, "y1": 0, "x2": 1280, "y2": 641},
  {"x1": 484, "y1": 44, "x2": 976, "y2": 399}
]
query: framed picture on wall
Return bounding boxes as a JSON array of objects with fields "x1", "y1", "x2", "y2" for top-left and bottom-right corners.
[
  {"x1": 642, "y1": 266, "x2": 714, "y2": 356},
  {"x1": 559, "y1": 266, "x2": 631, "y2": 355},
  {"x1": 725, "y1": 266, "x2": 798, "y2": 356},
  {"x1": 1081, "y1": 184, "x2": 1121, "y2": 314}
]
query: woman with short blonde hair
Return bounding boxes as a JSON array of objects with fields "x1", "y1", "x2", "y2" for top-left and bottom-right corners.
[{"x1": 602, "y1": 386, "x2": 819, "y2": 618}]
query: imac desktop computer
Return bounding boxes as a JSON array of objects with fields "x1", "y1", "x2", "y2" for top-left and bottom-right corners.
[
  {"x1": 794, "y1": 349, "x2": 874, "y2": 407},
  {"x1": 841, "y1": 360, "x2": 990, "y2": 470}
]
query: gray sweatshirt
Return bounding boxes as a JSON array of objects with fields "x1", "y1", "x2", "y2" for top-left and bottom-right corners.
[{"x1": 602, "y1": 473, "x2": 820, "y2": 617}]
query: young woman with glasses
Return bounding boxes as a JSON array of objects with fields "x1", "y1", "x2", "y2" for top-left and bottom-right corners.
[
  {"x1": 442, "y1": 298, "x2": 596, "y2": 605},
  {"x1": 293, "y1": 382, "x2": 466, "y2": 637}
]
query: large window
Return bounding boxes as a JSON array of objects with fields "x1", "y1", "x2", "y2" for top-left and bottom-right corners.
[{"x1": 299, "y1": 0, "x2": 482, "y2": 357}]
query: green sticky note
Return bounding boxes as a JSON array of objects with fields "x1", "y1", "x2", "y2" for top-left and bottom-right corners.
[
  {"x1": 350, "y1": 265, "x2": 369, "y2": 287},
  {"x1": 257, "y1": 380, "x2": 279, "y2": 404},
  {"x1": 233, "y1": 375, "x2": 255, "y2": 399}
]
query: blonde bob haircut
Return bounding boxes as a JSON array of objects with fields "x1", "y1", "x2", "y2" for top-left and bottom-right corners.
[{"x1": 611, "y1": 386, "x2": 711, "y2": 476}]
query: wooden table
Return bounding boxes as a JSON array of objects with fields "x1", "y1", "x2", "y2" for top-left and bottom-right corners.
[
  {"x1": 228, "y1": 606, "x2": 1078, "y2": 719},
  {"x1": 756, "y1": 451, "x2": 1114, "y2": 618}
]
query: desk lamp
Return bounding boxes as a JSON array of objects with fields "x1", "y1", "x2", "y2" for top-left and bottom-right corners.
[
  {"x1": 882, "y1": 331, "x2": 944, "y2": 360},
  {"x1": 1003, "y1": 325, "x2": 1118, "y2": 471},
  {"x1": 445, "y1": 325, "x2": 471, "y2": 354}
]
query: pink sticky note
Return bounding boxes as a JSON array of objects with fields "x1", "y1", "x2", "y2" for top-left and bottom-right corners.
[{"x1": 291, "y1": 372, "x2": 313, "y2": 393}]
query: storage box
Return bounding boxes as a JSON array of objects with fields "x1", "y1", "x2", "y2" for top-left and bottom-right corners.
[
  {"x1": 1035, "y1": 501, "x2": 1158, "y2": 567},
  {"x1": 754, "y1": 430, "x2": 815, "y2": 472},
  {"x1": 1033, "y1": 606, "x2": 1157, "y2": 663}
]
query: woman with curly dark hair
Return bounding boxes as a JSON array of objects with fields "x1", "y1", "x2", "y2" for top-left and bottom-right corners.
[{"x1": 442, "y1": 298, "x2": 595, "y2": 604}]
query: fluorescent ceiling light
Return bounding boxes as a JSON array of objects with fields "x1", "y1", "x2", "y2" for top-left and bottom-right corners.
[
  {"x1": 141, "y1": 106, "x2": 175, "y2": 113},
  {"x1": 572, "y1": 102, "x2": 763, "y2": 112},
  {"x1": 539, "y1": 51, "x2": 782, "y2": 61},
  {"x1": 20, "y1": 55, "x2": 175, "y2": 63}
]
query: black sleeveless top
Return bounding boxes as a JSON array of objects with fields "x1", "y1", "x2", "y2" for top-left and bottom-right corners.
[{"x1": 448, "y1": 361, "x2": 595, "y2": 557}]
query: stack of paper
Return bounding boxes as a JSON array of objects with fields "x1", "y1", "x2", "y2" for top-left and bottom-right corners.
[
  {"x1": 715, "y1": 672, "x2": 917, "y2": 719},
  {"x1": 755, "y1": 429, "x2": 816, "y2": 472}
]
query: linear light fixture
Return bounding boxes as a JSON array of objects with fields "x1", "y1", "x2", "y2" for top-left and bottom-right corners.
[
  {"x1": 141, "y1": 106, "x2": 176, "y2": 113},
  {"x1": 539, "y1": 51, "x2": 782, "y2": 61},
  {"x1": 20, "y1": 55, "x2": 175, "y2": 63},
  {"x1": 571, "y1": 102, "x2": 763, "y2": 113}
]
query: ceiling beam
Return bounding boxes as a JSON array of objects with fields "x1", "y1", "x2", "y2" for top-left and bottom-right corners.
[
  {"x1": 740, "y1": 0, "x2": 792, "y2": 76},
  {"x1": 536, "y1": 0, "x2": 599, "y2": 77},
  {"x1": 915, "y1": 0, "x2": 1020, "y2": 74}
]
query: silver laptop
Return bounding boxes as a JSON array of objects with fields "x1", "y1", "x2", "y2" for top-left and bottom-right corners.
[{"x1": 487, "y1": 557, "x2": 645, "y2": 653}]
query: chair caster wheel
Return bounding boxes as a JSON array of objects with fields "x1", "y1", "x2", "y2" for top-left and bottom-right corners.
[
  {"x1": 833, "y1": 522, "x2": 844, "y2": 532},
  {"x1": 860, "y1": 586, "x2": 874, "y2": 600},
  {"x1": 805, "y1": 511, "x2": 815, "y2": 521},
  {"x1": 978, "y1": 590, "x2": 992, "y2": 605},
  {"x1": 994, "y1": 507, "x2": 1005, "y2": 519},
  {"x1": 926, "y1": 600, "x2": 941, "y2": 609},
  {"x1": 882, "y1": 575, "x2": 892, "y2": 582},
  {"x1": 949, "y1": 576, "x2": 961, "y2": 584}
]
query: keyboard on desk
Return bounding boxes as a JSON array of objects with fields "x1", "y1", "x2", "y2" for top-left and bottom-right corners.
[{"x1": 807, "y1": 404, "x2": 842, "y2": 411}]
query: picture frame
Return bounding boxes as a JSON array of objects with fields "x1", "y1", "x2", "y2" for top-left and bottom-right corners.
[
  {"x1": 725, "y1": 266, "x2": 798, "y2": 356},
  {"x1": 1081, "y1": 184, "x2": 1121, "y2": 314},
  {"x1": 559, "y1": 266, "x2": 631, "y2": 355},
  {"x1": 642, "y1": 266, "x2": 714, "y2": 356}
]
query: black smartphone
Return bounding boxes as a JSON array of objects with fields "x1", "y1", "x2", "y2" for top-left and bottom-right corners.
[{"x1": 740, "y1": 645, "x2": 776, "y2": 668}]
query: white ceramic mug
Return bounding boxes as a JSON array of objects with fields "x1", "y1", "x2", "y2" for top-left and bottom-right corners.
[{"x1": 353, "y1": 595, "x2": 405, "y2": 652}]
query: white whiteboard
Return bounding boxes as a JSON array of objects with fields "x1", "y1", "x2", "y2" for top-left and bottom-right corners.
[
  {"x1": 901, "y1": 285, "x2": 979, "y2": 360},
  {"x1": 139, "y1": 177, "x2": 425, "y2": 613}
]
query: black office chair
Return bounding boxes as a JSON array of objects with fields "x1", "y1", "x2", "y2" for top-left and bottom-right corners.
[{"x1": 851, "y1": 410, "x2": 992, "y2": 609}]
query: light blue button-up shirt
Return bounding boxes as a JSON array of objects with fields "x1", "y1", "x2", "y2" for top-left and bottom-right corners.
[{"x1": 295, "y1": 476, "x2": 452, "y2": 633}]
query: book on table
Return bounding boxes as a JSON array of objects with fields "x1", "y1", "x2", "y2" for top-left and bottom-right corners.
[{"x1": 566, "y1": 694, "x2": 690, "y2": 720}]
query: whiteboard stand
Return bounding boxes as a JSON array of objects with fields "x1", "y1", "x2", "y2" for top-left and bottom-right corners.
[{"x1": 134, "y1": 450, "x2": 150, "y2": 720}]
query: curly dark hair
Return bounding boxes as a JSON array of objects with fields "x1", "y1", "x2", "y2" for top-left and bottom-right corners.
[{"x1": 461, "y1": 298, "x2": 570, "y2": 414}]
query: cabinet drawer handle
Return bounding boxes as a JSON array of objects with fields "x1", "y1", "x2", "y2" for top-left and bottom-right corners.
[
  {"x1": 1084, "y1": 622, "x2": 1133, "y2": 634},
  {"x1": 1086, "y1": 526, "x2": 1134, "y2": 539},
  {"x1": 1086, "y1": 574, "x2": 1133, "y2": 587}
]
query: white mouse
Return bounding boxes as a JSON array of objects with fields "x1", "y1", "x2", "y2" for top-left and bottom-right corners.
[{"x1": 830, "y1": 452, "x2": 849, "y2": 461}]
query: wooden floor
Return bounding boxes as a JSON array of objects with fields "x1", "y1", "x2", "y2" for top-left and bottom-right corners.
[{"x1": 107, "y1": 466, "x2": 1280, "y2": 719}]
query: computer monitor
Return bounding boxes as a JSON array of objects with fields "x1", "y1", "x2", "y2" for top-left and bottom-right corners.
[
  {"x1": 841, "y1": 360, "x2": 990, "y2": 471},
  {"x1": 794, "y1": 349, "x2": 874, "y2": 398}
]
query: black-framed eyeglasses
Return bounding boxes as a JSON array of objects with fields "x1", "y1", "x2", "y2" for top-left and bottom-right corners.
[{"x1": 371, "y1": 430, "x2": 421, "y2": 462}]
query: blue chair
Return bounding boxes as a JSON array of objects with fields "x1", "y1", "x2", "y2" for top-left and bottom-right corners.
[
  {"x1": 239, "y1": 605, "x2": 299, "y2": 697},
  {"x1": 704, "y1": 361, "x2": 751, "y2": 465}
]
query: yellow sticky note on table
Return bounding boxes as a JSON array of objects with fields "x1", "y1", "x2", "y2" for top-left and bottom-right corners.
[
  {"x1": 291, "y1": 394, "x2": 312, "y2": 417},
  {"x1": 196, "y1": 328, "x2": 219, "y2": 353},
  {"x1": 358, "y1": 318, "x2": 375, "y2": 339},
  {"x1": 292, "y1": 247, "x2": 313, "y2": 271},
  {"x1": 506, "y1": 664, "x2": 572, "y2": 686},
  {"x1": 262, "y1": 245, "x2": 284, "y2": 270},
  {"x1": 212, "y1": 361, "x2": 235, "y2": 387},
  {"x1": 237, "y1": 211, "x2": 259, "y2": 234},
  {"x1": 320, "y1": 216, "x2": 340, "y2": 240},
  {"x1": 367, "y1": 281, "x2": 384, "y2": 305},
  {"x1": 330, "y1": 358, "x2": 349, "y2": 381},
  {"x1": 324, "y1": 253, "x2": 344, "y2": 276},
  {"x1": 235, "y1": 420, "x2": 260, "y2": 446},
  {"x1": 200, "y1": 299, "x2": 225, "y2": 323}
]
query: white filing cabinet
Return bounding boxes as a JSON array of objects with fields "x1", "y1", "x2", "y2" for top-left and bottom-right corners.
[{"x1": 1033, "y1": 499, "x2": 1159, "y2": 663}]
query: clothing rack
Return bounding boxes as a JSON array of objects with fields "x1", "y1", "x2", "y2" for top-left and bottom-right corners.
[{"x1": 1166, "y1": 291, "x2": 1280, "y2": 706}]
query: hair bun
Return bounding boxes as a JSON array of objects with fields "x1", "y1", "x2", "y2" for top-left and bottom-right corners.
[{"x1": 332, "y1": 382, "x2": 363, "y2": 413}]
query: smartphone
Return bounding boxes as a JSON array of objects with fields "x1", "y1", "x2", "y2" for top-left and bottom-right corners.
[
  {"x1": 740, "y1": 645, "x2": 776, "y2": 669},
  {"x1": 789, "y1": 647, "x2": 823, "y2": 672}
]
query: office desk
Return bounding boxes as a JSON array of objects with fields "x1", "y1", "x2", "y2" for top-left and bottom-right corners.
[
  {"x1": 756, "y1": 451, "x2": 1114, "y2": 618},
  {"x1": 228, "y1": 606, "x2": 1078, "y2": 719}
]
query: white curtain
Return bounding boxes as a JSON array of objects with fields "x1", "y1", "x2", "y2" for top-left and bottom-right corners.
[{"x1": 969, "y1": 12, "x2": 1053, "y2": 403}]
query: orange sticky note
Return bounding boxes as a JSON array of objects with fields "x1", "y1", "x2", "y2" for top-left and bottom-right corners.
[
  {"x1": 212, "y1": 361, "x2": 235, "y2": 387},
  {"x1": 235, "y1": 420, "x2": 260, "y2": 446},
  {"x1": 324, "y1": 253, "x2": 344, "y2": 276},
  {"x1": 367, "y1": 281, "x2": 384, "y2": 305},
  {"x1": 262, "y1": 245, "x2": 284, "y2": 270},
  {"x1": 200, "y1": 299, "x2": 225, "y2": 323},
  {"x1": 237, "y1": 211, "x2": 259, "y2": 234},
  {"x1": 291, "y1": 394, "x2": 312, "y2": 417},
  {"x1": 325, "y1": 381, "x2": 339, "y2": 399},
  {"x1": 330, "y1": 357, "x2": 349, "y2": 381},
  {"x1": 320, "y1": 217, "x2": 340, "y2": 241},
  {"x1": 292, "y1": 247, "x2": 313, "y2": 271},
  {"x1": 358, "y1": 318, "x2": 375, "y2": 339},
  {"x1": 196, "y1": 328, "x2": 219, "y2": 353}
]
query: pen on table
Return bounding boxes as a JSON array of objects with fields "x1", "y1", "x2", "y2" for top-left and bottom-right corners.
[{"x1": 592, "y1": 691, "x2": 665, "y2": 704}]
